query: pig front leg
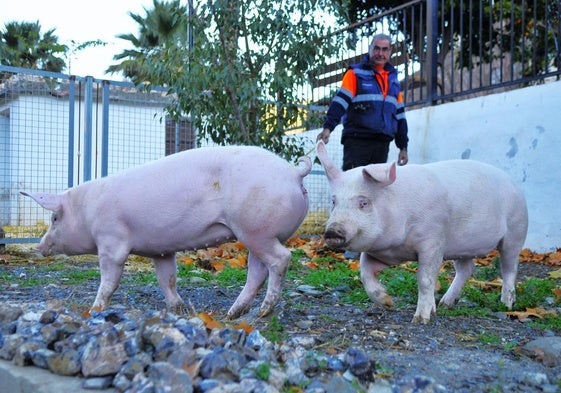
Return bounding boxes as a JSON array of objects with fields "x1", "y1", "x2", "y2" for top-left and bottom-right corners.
[
  {"x1": 153, "y1": 253, "x2": 186, "y2": 314},
  {"x1": 413, "y1": 248, "x2": 445, "y2": 324},
  {"x1": 439, "y1": 258, "x2": 474, "y2": 307},
  {"x1": 360, "y1": 254, "x2": 394, "y2": 308},
  {"x1": 91, "y1": 246, "x2": 129, "y2": 312}
]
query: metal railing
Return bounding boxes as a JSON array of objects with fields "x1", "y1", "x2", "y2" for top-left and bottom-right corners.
[{"x1": 307, "y1": 0, "x2": 560, "y2": 113}]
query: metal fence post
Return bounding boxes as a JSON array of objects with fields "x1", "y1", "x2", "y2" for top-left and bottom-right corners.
[
  {"x1": 83, "y1": 76, "x2": 94, "y2": 182},
  {"x1": 101, "y1": 80, "x2": 110, "y2": 177},
  {"x1": 426, "y1": 0, "x2": 439, "y2": 105},
  {"x1": 68, "y1": 76, "x2": 76, "y2": 188}
]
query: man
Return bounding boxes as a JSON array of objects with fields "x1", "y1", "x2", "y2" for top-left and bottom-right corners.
[{"x1": 317, "y1": 34, "x2": 409, "y2": 169}]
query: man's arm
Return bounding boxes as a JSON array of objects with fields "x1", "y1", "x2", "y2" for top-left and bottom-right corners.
[{"x1": 317, "y1": 69, "x2": 357, "y2": 143}]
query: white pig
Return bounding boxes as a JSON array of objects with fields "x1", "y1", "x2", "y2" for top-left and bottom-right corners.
[
  {"x1": 316, "y1": 141, "x2": 528, "y2": 323},
  {"x1": 22, "y1": 145, "x2": 312, "y2": 319}
]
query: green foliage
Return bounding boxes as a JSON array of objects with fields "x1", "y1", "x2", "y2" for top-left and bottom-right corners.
[
  {"x1": 474, "y1": 257, "x2": 501, "y2": 281},
  {"x1": 529, "y1": 313, "x2": 561, "y2": 331},
  {"x1": 262, "y1": 315, "x2": 286, "y2": 343},
  {"x1": 0, "y1": 21, "x2": 67, "y2": 74},
  {"x1": 460, "y1": 285, "x2": 503, "y2": 310},
  {"x1": 379, "y1": 266, "x2": 419, "y2": 306},
  {"x1": 214, "y1": 267, "x2": 247, "y2": 287},
  {"x1": 333, "y1": 0, "x2": 558, "y2": 77},
  {"x1": 0, "y1": 262, "x2": 100, "y2": 287},
  {"x1": 127, "y1": 270, "x2": 158, "y2": 285},
  {"x1": 255, "y1": 362, "x2": 271, "y2": 381},
  {"x1": 110, "y1": 0, "x2": 344, "y2": 160},
  {"x1": 516, "y1": 277, "x2": 557, "y2": 310},
  {"x1": 302, "y1": 261, "x2": 357, "y2": 289},
  {"x1": 106, "y1": 0, "x2": 188, "y2": 80}
]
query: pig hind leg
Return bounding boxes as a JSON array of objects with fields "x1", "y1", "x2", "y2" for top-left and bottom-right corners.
[
  {"x1": 439, "y1": 258, "x2": 474, "y2": 307},
  {"x1": 227, "y1": 239, "x2": 291, "y2": 319},
  {"x1": 498, "y1": 239, "x2": 521, "y2": 309},
  {"x1": 153, "y1": 253, "x2": 186, "y2": 314}
]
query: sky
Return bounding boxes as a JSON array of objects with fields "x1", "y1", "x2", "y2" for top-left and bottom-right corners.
[{"x1": 0, "y1": 0, "x2": 156, "y2": 80}]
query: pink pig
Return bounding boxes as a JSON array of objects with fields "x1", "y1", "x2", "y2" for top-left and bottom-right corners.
[
  {"x1": 316, "y1": 141, "x2": 528, "y2": 323},
  {"x1": 22, "y1": 145, "x2": 311, "y2": 319}
]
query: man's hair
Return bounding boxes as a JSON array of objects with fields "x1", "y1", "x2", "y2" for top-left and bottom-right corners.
[{"x1": 369, "y1": 34, "x2": 393, "y2": 54}]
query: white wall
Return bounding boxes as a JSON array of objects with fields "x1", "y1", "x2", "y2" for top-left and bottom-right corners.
[{"x1": 303, "y1": 80, "x2": 561, "y2": 252}]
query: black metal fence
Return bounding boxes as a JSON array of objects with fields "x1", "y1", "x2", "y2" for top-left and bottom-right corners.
[{"x1": 308, "y1": 0, "x2": 560, "y2": 112}]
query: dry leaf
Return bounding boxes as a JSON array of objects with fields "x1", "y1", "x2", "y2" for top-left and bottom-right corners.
[
  {"x1": 210, "y1": 260, "x2": 225, "y2": 272},
  {"x1": 179, "y1": 256, "x2": 196, "y2": 265},
  {"x1": 553, "y1": 288, "x2": 561, "y2": 302},
  {"x1": 227, "y1": 254, "x2": 247, "y2": 269},
  {"x1": 548, "y1": 251, "x2": 561, "y2": 265},
  {"x1": 348, "y1": 260, "x2": 360, "y2": 271},
  {"x1": 505, "y1": 307, "x2": 554, "y2": 320},
  {"x1": 198, "y1": 312, "x2": 223, "y2": 330},
  {"x1": 232, "y1": 320, "x2": 254, "y2": 334},
  {"x1": 467, "y1": 278, "x2": 503, "y2": 288},
  {"x1": 548, "y1": 269, "x2": 561, "y2": 279}
]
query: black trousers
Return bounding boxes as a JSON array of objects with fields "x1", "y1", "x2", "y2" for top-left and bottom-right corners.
[{"x1": 342, "y1": 137, "x2": 390, "y2": 171}]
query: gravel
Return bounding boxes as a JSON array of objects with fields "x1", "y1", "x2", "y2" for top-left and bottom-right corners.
[{"x1": 1, "y1": 254, "x2": 560, "y2": 392}]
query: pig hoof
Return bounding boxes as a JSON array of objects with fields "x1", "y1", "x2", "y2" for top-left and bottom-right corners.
[
  {"x1": 383, "y1": 295, "x2": 394, "y2": 308},
  {"x1": 168, "y1": 303, "x2": 187, "y2": 316},
  {"x1": 258, "y1": 304, "x2": 276, "y2": 318},
  {"x1": 227, "y1": 305, "x2": 250, "y2": 320},
  {"x1": 411, "y1": 315, "x2": 431, "y2": 324}
]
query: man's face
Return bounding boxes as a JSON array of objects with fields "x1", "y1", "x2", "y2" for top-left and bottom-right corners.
[{"x1": 370, "y1": 38, "x2": 391, "y2": 67}]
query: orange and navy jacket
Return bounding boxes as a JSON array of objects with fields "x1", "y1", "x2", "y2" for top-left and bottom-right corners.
[{"x1": 323, "y1": 61, "x2": 408, "y2": 150}]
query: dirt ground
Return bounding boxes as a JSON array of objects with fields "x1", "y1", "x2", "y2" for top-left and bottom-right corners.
[{"x1": 1, "y1": 255, "x2": 560, "y2": 392}]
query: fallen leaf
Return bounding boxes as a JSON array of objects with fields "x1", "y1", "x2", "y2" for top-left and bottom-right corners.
[
  {"x1": 553, "y1": 288, "x2": 561, "y2": 302},
  {"x1": 198, "y1": 312, "x2": 223, "y2": 330},
  {"x1": 227, "y1": 254, "x2": 247, "y2": 269},
  {"x1": 467, "y1": 278, "x2": 503, "y2": 288},
  {"x1": 232, "y1": 320, "x2": 254, "y2": 334},
  {"x1": 548, "y1": 269, "x2": 561, "y2": 279},
  {"x1": 210, "y1": 260, "x2": 225, "y2": 272},
  {"x1": 348, "y1": 260, "x2": 360, "y2": 271},
  {"x1": 548, "y1": 251, "x2": 561, "y2": 265},
  {"x1": 178, "y1": 256, "x2": 196, "y2": 265},
  {"x1": 505, "y1": 307, "x2": 554, "y2": 320}
]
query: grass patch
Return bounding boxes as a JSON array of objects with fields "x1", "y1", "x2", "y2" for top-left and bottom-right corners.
[
  {"x1": 379, "y1": 265, "x2": 419, "y2": 307},
  {"x1": 515, "y1": 277, "x2": 557, "y2": 309},
  {"x1": 261, "y1": 315, "x2": 286, "y2": 343}
]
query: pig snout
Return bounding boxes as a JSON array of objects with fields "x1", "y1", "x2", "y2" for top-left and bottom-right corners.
[
  {"x1": 36, "y1": 236, "x2": 54, "y2": 257},
  {"x1": 324, "y1": 223, "x2": 348, "y2": 248}
]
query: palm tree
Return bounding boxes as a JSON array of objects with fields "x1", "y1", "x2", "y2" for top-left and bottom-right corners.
[
  {"x1": 105, "y1": 0, "x2": 188, "y2": 81},
  {"x1": 0, "y1": 21, "x2": 66, "y2": 72}
]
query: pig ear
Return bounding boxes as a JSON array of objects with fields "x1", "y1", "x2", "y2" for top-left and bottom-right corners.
[
  {"x1": 20, "y1": 191, "x2": 62, "y2": 212},
  {"x1": 362, "y1": 162, "x2": 397, "y2": 187},
  {"x1": 316, "y1": 140, "x2": 342, "y2": 182}
]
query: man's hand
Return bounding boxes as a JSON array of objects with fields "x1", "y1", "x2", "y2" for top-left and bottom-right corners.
[
  {"x1": 316, "y1": 128, "x2": 331, "y2": 144},
  {"x1": 398, "y1": 149, "x2": 408, "y2": 166}
]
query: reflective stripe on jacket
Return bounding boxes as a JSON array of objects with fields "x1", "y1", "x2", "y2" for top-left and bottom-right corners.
[
  {"x1": 344, "y1": 62, "x2": 402, "y2": 140},
  {"x1": 323, "y1": 61, "x2": 408, "y2": 150}
]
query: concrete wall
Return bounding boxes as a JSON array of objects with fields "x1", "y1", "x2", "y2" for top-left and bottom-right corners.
[{"x1": 304, "y1": 80, "x2": 561, "y2": 252}]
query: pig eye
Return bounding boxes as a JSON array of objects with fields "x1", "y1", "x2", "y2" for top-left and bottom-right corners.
[{"x1": 358, "y1": 197, "x2": 370, "y2": 210}]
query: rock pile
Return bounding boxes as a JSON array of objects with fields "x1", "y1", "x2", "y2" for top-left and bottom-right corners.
[{"x1": 0, "y1": 303, "x2": 446, "y2": 392}]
